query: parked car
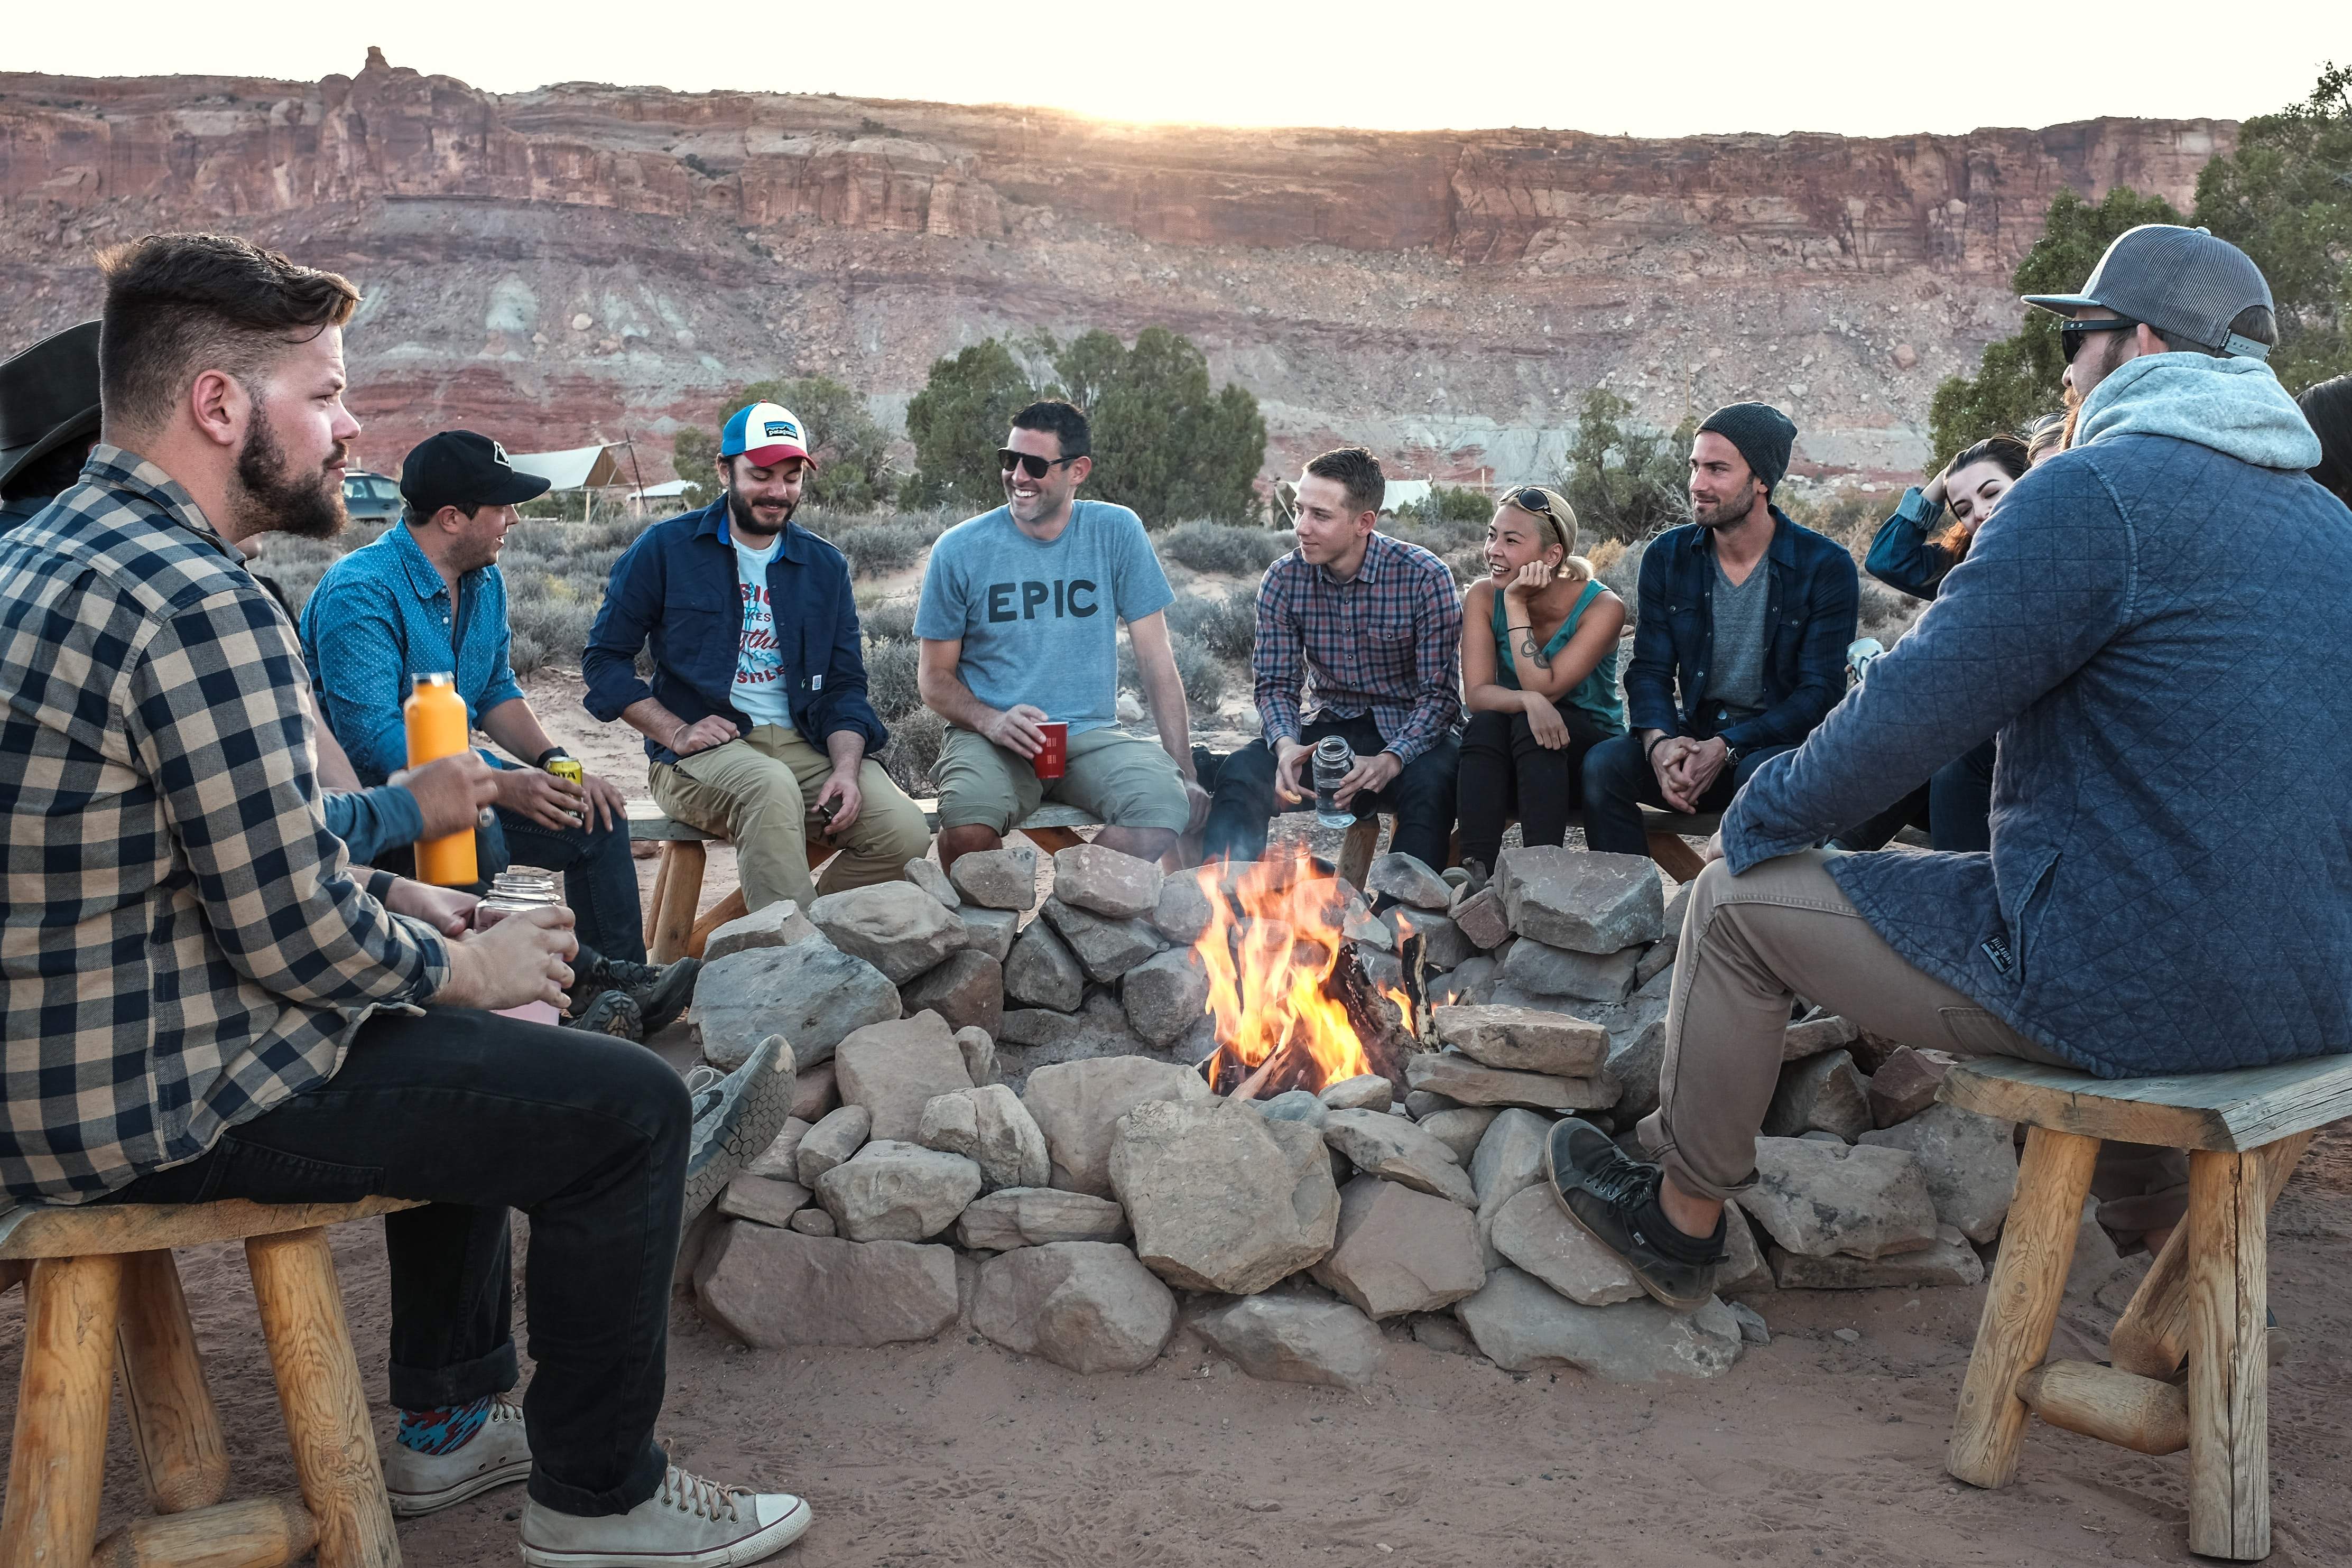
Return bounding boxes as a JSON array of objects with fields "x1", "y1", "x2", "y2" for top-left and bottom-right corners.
[{"x1": 341, "y1": 469, "x2": 402, "y2": 524}]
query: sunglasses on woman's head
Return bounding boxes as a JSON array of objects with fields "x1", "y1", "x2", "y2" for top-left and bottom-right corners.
[
  {"x1": 2059, "y1": 316, "x2": 2139, "y2": 364},
  {"x1": 998, "y1": 448, "x2": 1084, "y2": 479},
  {"x1": 1507, "y1": 487, "x2": 1567, "y2": 547}
]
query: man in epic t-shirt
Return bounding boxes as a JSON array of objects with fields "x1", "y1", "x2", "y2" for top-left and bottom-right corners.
[{"x1": 915, "y1": 398, "x2": 1209, "y2": 870}]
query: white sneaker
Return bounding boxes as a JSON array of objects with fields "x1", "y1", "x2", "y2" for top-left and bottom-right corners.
[
  {"x1": 520, "y1": 1465, "x2": 812, "y2": 1567},
  {"x1": 383, "y1": 1396, "x2": 532, "y2": 1516}
]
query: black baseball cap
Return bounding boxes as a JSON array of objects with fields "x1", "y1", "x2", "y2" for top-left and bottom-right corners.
[{"x1": 398, "y1": 430, "x2": 551, "y2": 517}]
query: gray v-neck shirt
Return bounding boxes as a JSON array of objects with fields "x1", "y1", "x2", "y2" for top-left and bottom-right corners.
[{"x1": 1704, "y1": 555, "x2": 1771, "y2": 723}]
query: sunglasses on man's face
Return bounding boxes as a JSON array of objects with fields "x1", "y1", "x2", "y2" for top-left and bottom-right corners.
[
  {"x1": 2059, "y1": 316, "x2": 2138, "y2": 364},
  {"x1": 999, "y1": 448, "x2": 1083, "y2": 479}
]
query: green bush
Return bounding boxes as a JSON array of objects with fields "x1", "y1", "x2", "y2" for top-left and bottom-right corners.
[
  {"x1": 1169, "y1": 635, "x2": 1230, "y2": 710},
  {"x1": 861, "y1": 637, "x2": 924, "y2": 721},
  {"x1": 1159, "y1": 521, "x2": 1291, "y2": 576},
  {"x1": 1164, "y1": 586, "x2": 1257, "y2": 664},
  {"x1": 859, "y1": 598, "x2": 919, "y2": 643},
  {"x1": 832, "y1": 522, "x2": 927, "y2": 578},
  {"x1": 1556, "y1": 389, "x2": 1696, "y2": 546},
  {"x1": 879, "y1": 705, "x2": 947, "y2": 796}
]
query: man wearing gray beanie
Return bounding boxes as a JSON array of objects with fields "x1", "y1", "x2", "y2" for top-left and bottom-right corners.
[{"x1": 1580, "y1": 401, "x2": 1858, "y2": 858}]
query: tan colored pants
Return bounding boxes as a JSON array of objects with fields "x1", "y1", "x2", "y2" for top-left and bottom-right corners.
[{"x1": 647, "y1": 726, "x2": 931, "y2": 914}]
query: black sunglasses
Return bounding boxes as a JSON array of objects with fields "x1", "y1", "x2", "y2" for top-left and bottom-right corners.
[
  {"x1": 998, "y1": 448, "x2": 1084, "y2": 479},
  {"x1": 1505, "y1": 486, "x2": 1568, "y2": 545},
  {"x1": 2059, "y1": 316, "x2": 2138, "y2": 364}
]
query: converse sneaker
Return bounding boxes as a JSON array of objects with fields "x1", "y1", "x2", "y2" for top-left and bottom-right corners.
[
  {"x1": 576, "y1": 953, "x2": 701, "y2": 1035},
  {"x1": 383, "y1": 1396, "x2": 532, "y2": 1517},
  {"x1": 563, "y1": 989, "x2": 644, "y2": 1042},
  {"x1": 520, "y1": 1464, "x2": 811, "y2": 1567},
  {"x1": 1544, "y1": 1117, "x2": 1724, "y2": 1311},
  {"x1": 681, "y1": 1034, "x2": 796, "y2": 1222}
]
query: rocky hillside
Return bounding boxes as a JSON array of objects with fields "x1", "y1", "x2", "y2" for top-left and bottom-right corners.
[{"x1": 0, "y1": 50, "x2": 2230, "y2": 486}]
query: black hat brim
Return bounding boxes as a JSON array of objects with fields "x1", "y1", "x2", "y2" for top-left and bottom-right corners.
[{"x1": 0, "y1": 403, "x2": 101, "y2": 493}]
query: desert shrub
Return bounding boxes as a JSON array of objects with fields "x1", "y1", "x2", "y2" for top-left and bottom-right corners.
[
  {"x1": 1160, "y1": 521, "x2": 1291, "y2": 576},
  {"x1": 1170, "y1": 635, "x2": 1230, "y2": 710},
  {"x1": 1587, "y1": 538, "x2": 1626, "y2": 579},
  {"x1": 1600, "y1": 538, "x2": 1647, "y2": 623},
  {"x1": 1164, "y1": 586, "x2": 1257, "y2": 664},
  {"x1": 832, "y1": 522, "x2": 926, "y2": 578},
  {"x1": 861, "y1": 637, "x2": 923, "y2": 721},
  {"x1": 879, "y1": 705, "x2": 947, "y2": 796},
  {"x1": 860, "y1": 598, "x2": 919, "y2": 643}
]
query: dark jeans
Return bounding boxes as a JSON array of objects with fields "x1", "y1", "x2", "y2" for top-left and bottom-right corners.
[
  {"x1": 1203, "y1": 712, "x2": 1460, "y2": 871},
  {"x1": 1834, "y1": 738, "x2": 1996, "y2": 854},
  {"x1": 1455, "y1": 706, "x2": 1615, "y2": 870},
  {"x1": 104, "y1": 1007, "x2": 689, "y2": 1517},
  {"x1": 1580, "y1": 731, "x2": 1792, "y2": 856}
]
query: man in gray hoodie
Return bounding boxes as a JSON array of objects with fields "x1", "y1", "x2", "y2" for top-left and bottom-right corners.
[{"x1": 1543, "y1": 226, "x2": 2351, "y2": 1308}]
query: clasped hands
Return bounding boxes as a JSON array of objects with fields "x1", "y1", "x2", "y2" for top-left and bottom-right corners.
[{"x1": 1648, "y1": 732, "x2": 1733, "y2": 814}]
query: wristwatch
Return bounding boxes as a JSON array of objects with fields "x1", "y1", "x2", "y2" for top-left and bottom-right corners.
[{"x1": 534, "y1": 746, "x2": 573, "y2": 770}]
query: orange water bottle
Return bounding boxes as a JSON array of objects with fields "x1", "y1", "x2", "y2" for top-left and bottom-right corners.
[{"x1": 404, "y1": 672, "x2": 477, "y2": 885}]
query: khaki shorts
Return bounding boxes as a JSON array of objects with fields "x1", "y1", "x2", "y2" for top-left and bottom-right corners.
[{"x1": 933, "y1": 723, "x2": 1190, "y2": 835}]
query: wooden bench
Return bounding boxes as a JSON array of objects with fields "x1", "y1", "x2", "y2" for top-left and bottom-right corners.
[
  {"x1": 1937, "y1": 1052, "x2": 2352, "y2": 1561},
  {"x1": 0, "y1": 1194, "x2": 424, "y2": 1568}
]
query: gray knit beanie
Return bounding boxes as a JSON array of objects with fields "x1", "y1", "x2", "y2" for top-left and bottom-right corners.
[{"x1": 1697, "y1": 402, "x2": 1799, "y2": 493}]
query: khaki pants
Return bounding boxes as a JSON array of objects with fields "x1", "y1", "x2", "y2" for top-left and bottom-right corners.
[{"x1": 647, "y1": 726, "x2": 931, "y2": 914}]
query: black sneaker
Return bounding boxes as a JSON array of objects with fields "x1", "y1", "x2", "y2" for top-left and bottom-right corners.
[
  {"x1": 1543, "y1": 1117, "x2": 1723, "y2": 1311},
  {"x1": 563, "y1": 988, "x2": 644, "y2": 1042},
  {"x1": 584, "y1": 954, "x2": 701, "y2": 1035}
]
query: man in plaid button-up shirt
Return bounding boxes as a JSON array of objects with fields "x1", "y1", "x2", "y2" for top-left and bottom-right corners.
[{"x1": 1204, "y1": 447, "x2": 1464, "y2": 872}]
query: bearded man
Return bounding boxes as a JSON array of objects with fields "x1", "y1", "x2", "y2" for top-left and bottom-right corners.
[
  {"x1": 1579, "y1": 402, "x2": 1859, "y2": 858},
  {"x1": 583, "y1": 400, "x2": 929, "y2": 914}
]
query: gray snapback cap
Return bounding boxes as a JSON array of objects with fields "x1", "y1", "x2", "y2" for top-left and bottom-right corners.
[{"x1": 2022, "y1": 223, "x2": 2275, "y2": 359}]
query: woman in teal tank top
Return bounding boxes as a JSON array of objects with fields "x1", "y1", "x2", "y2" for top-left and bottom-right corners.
[{"x1": 1456, "y1": 486, "x2": 1627, "y2": 876}]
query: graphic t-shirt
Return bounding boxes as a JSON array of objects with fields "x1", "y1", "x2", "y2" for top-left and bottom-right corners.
[
  {"x1": 913, "y1": 500, "x2": 1174, "y2": 734},
  {"x1": 731, "y1": 530, "x2": 795, "y2": 734}
]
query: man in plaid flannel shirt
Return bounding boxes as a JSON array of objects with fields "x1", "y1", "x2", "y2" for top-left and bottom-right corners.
[
  {"x1": 0, "y1": 235, "x2": 811, "y2": 1565},
  {"x1": 1203, "y1": 445, "x2": 1464, "y2": 874}
]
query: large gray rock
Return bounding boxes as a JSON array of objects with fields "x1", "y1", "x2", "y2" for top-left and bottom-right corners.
[
  {"x1": 956, "y1": 1187, "x2": 1129, "y2": 1250},
  {"x1": 791, "y1": 1062, "x2": 838, "y2": 1122},
  {"x1": 807, "y1": 882, "x2": 968, "y2": 984},
  {"x1": 1856, "y1": 1102, "x2": 2017, "y2": 1244},
  {"x1": 788, "y1": 1208, "x2": 835, "y2": 1237},
  {"x1": 832, "y1": 1011, "x2": 975, "y2": 1143},
  {"x1": 1603, "y1": 1018, "x2": 1669, "y2": 1124},
  {"x1": 947, "y1": 845, "x2": 1039, "y2": 910},
  {"x1": 953, "y1": 1026, "x2": 998, "y2": 1088},
  {"x1": 1734, "y1": 1138, "x2": 1940, "y2": 1260},
  {"x1": 1454, "y1": 1268, "x2": 1742, "y2": 1381},
  {"x1": 1496, "y1": 847, "x2": 1666, "y2": 954},
  {"x1": 1366, "y1": 852, "x2": 1452, "y2": 912},
  {"x1": 1429, "y1": 956, "x2": 1496, "y2": 1007},
  {"x1": 1190, "y1": 1293, "x2": 1385, "y2": 1389},
  {"x1": 1782, "y1": 1013, "x2": 1861, "y2": 1062},
  {"x1": 1406, "y1": 1052, "x2": 1619, "y2": 1113},
  {"x1": 693, "y1": 1224, "x2": 958, "y2": 1347},
  {"x1": 692, "y1": 942, "x2": 900, "y2": 1070},
  {"x1": 972, "y1": 1242, "x2": 1177, "y2": 1373},
  {"x1": 1150, "y1": 876, "x2": 1216, "y2": 944},
  {"x1": 1310, "y1": 1175, "x2": 1485, "y2": 1319},
  {"x1": 1451, "y1": 886, "x2": 1511, "y2": 950},
  {"x1": 903, "y1": 857, "x2": 959, "y2": 911},
  {"x1": 1110, "y1": 1098, "x2": 1340, "y2": 1294},
  {"x1": 1489, "y1": 1184, "x2": 1642, "y2": 1306},
  {"x1": 813, "y1": 1140, "x2": 983, "y2": 1241},
  {"x1": 717, "y1": 1174, "x2": 812, "y2": 1230},
  {"x1": 1022, "y1": 1056, "x2": 1213, "y2": 1197},
  {"x1": 900, "y1": 949, "x2": 1004, "y2": 1039},
  {"x1": 1318, "y1": 1074, "x2": 1392, "y2": 1114},
  {"x1": 956, "y1": 906, "x2": 1021, "y2": 964},
  {"x1": 1768, "y1": 1225, "x2": 1986, "y2": 1289},
  {"x1": 1763, "y1": 1050, "x2": 1873, "y2": 1142},
  {"x1": 1320, "y1": 1109, "x2": 1476, "y2": 1205},
  {"x1": 1501, "y1": 940, "x2": 1640, "y2": 1005},
  {"x1": 917, "y1": 1084, "x2": 1051, "y2": 1191},
  {"x1": 702, "y1": 899, "x2": 821, "y2": 962},
  {"x1": 1719, "y1": 1204, "x2": 1773, "y2": 1295},
  {"x1": 1866, "y1": 1045, "x2": 1954, "y2": 1128},
  {"x1": 1003, "y1": 920, "x2": 1086, "y2": 1013},
  {"x1": 1436, "y1": 1006, "x2": 1609, "y2": 1078},
  {"x1": 1417, "y1": 1107, "x2": 1502, "y2": 1164},
  {"x1": 1121, "y1": 949, "x2": 1212, "y2": 1048},
  {"x1": 794, "y1": 1105, "x2": 870, "y2": 1186},
  {"x1": 994, "y1": 995, "x2": 1164, "y2": 1089},
  {"x1": 1469, "y1": 1108, "x2": 1552, "y2": 1268},
  {"x1": 1253, "y1": 1090, "x2": 1327, "y2": 1128},
  {"x1": 1040, "y1": 897, "x2": 1165, "y2": 982},
  {"x1": 1387, "y1": 910, "x2": 1474, "y2": 971},
  {"x1": 1052, "y1": 844, "x2": 1164, "y2": 920},
  {"x1": 745, "y1": 1117, "x2": 812, "y2": 1181}
]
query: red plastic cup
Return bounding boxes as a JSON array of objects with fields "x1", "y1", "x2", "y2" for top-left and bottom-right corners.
[{"x1": 1033, "y1": 721, "x2": 1069, "y2": 781}]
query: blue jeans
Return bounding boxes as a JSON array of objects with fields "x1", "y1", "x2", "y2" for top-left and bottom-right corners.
[
  {"x1": 1580, "y1": 731, "x2": 1792, "y2": 856},
  {"x1": 487, "y1": 804, "x2": 647, "y2": 966}
]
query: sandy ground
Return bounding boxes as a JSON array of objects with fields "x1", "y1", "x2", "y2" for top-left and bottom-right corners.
[{"x1": 6, "y1": 676, "x2": 2346, "y2": 1567}]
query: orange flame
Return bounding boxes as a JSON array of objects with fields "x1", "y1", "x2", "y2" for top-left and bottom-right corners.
[{"x1": 1192, "y1": 846, "x2": 1378, "y2": 1094}]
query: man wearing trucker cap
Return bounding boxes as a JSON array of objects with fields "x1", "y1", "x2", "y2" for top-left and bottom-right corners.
[
  {"x1": 586, "y1": 401, "x2": 930, "y2": 915},
  {"x1": 1544, "y1": 225, "x2": 2352, "y2": 1314}
]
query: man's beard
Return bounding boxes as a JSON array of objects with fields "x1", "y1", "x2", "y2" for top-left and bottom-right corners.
[
  {"x1": 1691, "y1": 491, "x2": 1751, "y2": 530},
  {"x1": 727, "y1": 483, "x2": 793, "y2": 537},
  {"x1": 234, "y1": 414, "x2": 347, "y2": 541}
]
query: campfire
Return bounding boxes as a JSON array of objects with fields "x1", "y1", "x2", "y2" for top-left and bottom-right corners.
[{"x1": 1190, "y1": 848, "x2": 1424, "y2": 1099}]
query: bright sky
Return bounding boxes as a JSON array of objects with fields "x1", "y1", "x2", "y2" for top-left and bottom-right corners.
[{"x1": 6, "y1": 0, "x2": 2340, "y2": 138}]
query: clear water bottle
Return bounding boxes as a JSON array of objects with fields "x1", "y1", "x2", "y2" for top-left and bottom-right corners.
[{"x1": 1312, "y1": 736, "x2": 1356, "y2": 829}]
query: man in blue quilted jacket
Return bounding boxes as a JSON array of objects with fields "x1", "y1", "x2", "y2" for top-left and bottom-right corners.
[{"x1": 1544, "y1": 227, "x2": 2352, "y2": 1309}]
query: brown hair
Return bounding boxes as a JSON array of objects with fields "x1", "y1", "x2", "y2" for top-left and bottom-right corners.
[
  {"x1": 1930, "y1": 434, "x2": 2031, "y2": 557},
  {"x1": 1304, "y1": 446, "x2": 1385, "y2": 517},
  {"x1": 98, "y1": 233, "x2": 359, "y2": 434}
]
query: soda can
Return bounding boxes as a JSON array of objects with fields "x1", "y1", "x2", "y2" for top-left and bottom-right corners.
[{"x1": 547, "y1": 758, "x2": 585, "y2": 788}]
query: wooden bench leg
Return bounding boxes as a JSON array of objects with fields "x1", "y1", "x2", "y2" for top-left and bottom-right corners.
[
  {"x1": 0, "y1": 1252, "x2": 124, "y2": 1567},
  {"x1": 91, "y1": 1491, "x2": 318, "y2": 1568},
  {"x1": 1645, "y1": 830, "x2": 1708, "y2": 883},
  {"x1": 1018, "y1": 825, "x2": 1086, "y2": 856},
  {"x1": 685, "y1": 887, "x2": 751, "y2": 961},
  {"x1": 2112, "y1": 1129, "x2": 2311, "y2": 1380},
  {"x1": 644, "y1": 846, "x2": 674, "y2": 951},
  {"x1": 1336, "y1": 817, "x2": 1381, "y2": 889},
  {"x1": 1948, "y1": 1125, "x2": 2099, "y2": 1490},
  {"x1": 246, "y1": 1228, "x2": 400, "y2": 1568},
  {"x1": 118, "y1": 1249, "x2": 230, "y2": 1514},
  {"x1": 2186, "y1": 1148, "x2": 2270, "y2": 1561},
  {"x1": 649, "y1": 840, "x2": 707, "y2": 966}
]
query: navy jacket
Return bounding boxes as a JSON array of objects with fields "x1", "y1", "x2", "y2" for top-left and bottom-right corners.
[
  {"x1": 1624, "y1": 508, "x2": 1859, "y2": 750},
  {"x1": 584, "y1": 500, "x2": 887, "y2": 763},
  {"x1": 1863, "y1": 487, "x2": 1960, "y2": 601},
  {"x1": 1726, "y1": 354, "x2": 2352, "y2": 1077}
]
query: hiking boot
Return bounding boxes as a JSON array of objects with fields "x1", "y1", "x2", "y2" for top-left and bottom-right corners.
[
  {"x1": 564, "y1": 989, "x2": 644, "y2": 1042},
  {"x1": 520, "y1": 1464, "x2": 811, "y2": 1567},
  {"x1": 1543, "y1": 1117, "x2": 1723, "y2": 1311},
  {"x1": 579, "y1": 954, "x2": 701, "y2": 1035},
  {"x1": 384, "y1": 1396, "x2": 532, "y2": 1517},
  {"x1": 681, "y1": 1035, "x2": 795, "y2": 1222}
]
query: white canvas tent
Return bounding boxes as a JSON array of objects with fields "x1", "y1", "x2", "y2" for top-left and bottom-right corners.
[{"x1": 508, "y1": 444, "x2": 635, "y2": 522}]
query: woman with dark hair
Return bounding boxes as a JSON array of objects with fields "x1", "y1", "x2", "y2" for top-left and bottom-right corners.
[
  {"x1": 1455, "y1": 486, "x2": 1625, "y2": 878},
  {"x1": 2298, "y1": 374, "x2": 2352, "y2": 507}
]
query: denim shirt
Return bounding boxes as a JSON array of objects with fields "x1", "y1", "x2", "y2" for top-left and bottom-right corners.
[
  {"x1": 1623, "y1": 508, "x2": 1859, "y2": 751},
  {"x1": 583, "y1": 499, "x2": 886, "y2": 764},
  {"x1": 1863, "y1": 487, "x2": 1961, "y2": 602}
]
